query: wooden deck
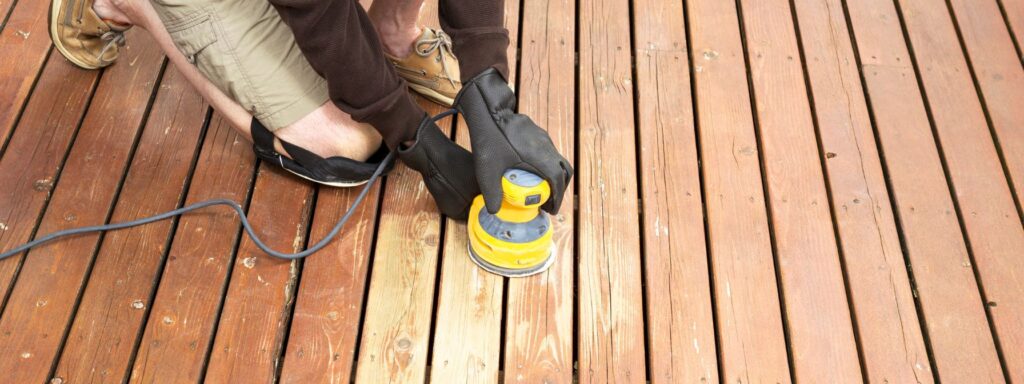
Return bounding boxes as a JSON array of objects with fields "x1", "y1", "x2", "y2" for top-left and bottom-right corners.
[{"x1": 0, "y1": 0, "x2": 1022, "y2": 382}]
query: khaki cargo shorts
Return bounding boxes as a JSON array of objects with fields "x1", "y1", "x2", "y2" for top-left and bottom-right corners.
[{"x1": 151, "y1": 0, "x2": 328, "y2": 131}]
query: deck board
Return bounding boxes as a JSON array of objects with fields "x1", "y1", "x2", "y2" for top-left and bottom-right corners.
[
  {"x1": 791, "y1": 0, "x2": 934, "y2": 381},
  {"x1": 845, "y1": 0, "x2": 1006, "y2": 380},
  {"x1": 737, "y1": 0, "x2": 863, "y2": 380},
  {"x1": 0, "y1": 0, "x2": 1020, "y2": 382}
]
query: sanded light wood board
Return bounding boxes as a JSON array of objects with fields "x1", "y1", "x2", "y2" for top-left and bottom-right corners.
[
  {"x1": 427, "y1": 0, "x2": 519, "y2": 382},
  {"x1": 0, "y1": 0, "x2": 59, "y2": 155},
  {"x1": 0, "y1": 51, "x2": 99, "y2": 305},
  {"x1": 576, "y1": 0, "x2": 646, "y2": 382},
  {"x1": 687, "y1": 0, "x2": 791, "y2": 381},
  {"x1": 502, "y1": 0, "x2": 575, "y2": 383},
  {"x1": 790, "y1": 0, "x2": 934, "y2": 381},
  {"x1": 0, "y1": 29, "x2": 166, "y2": 383},
  {"x1": 948, "y1": 0, "x2": 1024, "y2": 214},
  {"x1": 737, "y1": 0, "x2": 862, "y2": 380},
  {"x1": 896, "y1": 0, "x2": 1024, "y2": 379},
  {"x1": 127, "y1": 113, "x2": 257, "y2": 383},
  {"x1": 845, "y1": 0, "x2": 1005, "y2": 380},
  {"x1": 48, "y1": 65, "x2": 207, "y2": 383},
  {"x1": 354, "y1": 99, "x2": 451, "y2": 383},
  {"x1": 201, "y1": 166, "x2": 314, "y2": 382},
  {"x1": 632, "y1": 0, "x2": 717, "y2": 382}
]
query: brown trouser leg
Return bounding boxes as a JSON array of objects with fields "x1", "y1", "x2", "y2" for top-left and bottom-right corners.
[{"x1": 267, "y1": 0, "x2": 509, "y2": 149}]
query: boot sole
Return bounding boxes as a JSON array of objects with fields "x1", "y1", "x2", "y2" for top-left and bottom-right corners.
[
  {"x1": 49, "y1": 0, "x2": 103, "y2": 70},
  {"x1": 407, "y1": 83, "x2": 455, "y2": 107}
]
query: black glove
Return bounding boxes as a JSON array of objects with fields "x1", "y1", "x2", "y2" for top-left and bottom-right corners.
[
  {"x1": 398, "y1": 113, "x2": 480, "y2": 220},
  {"x1": 455, "y1": 68, "x2": 573, "y2": 215}
]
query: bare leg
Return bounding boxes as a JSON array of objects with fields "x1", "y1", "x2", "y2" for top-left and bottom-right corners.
[
  {"x1": 97, "y1": 0, "x2": 382, "y2": 161},
  {"x1": 368, "y1": 0, "x2": 426, "y2": 58}
]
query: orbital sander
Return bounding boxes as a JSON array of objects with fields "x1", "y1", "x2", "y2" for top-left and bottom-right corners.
[{"x1": 467, "y1": 169, "x2": 555, "y2": 277}]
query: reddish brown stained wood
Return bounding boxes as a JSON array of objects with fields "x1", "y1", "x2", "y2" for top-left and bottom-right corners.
[
  {"x1": 0, "y1": 0, "x2": 57, "y2": 152},
  {"x1": 897, "y1": 0, "x2": 1024, "y2": 380},
  {"x1": 0, "y1": 52, "x2": 99, "y2": 302},
  {"x1": 738, "y1": 0, "x2": 863, "y2": 380},
  {"x1": 50, "y1": 65, "x2": 207, "y2": 383},
  {"x1": 277, "y1": 183, "x2": 382, "y2": 384},
  {"x1": 791, "y1": 0, "x2": 934, "y2": 381},
  {"x1": 949, "y1": 0, "x2": 1024, "y2": 213},
  {"x1": 502, "y1": 0, "x2": 575, "y2": 382},
  {"x1": 576, "y1": 0, "x2": 646, "y2": 382},
  {"x1": 128, "y1": 113, "x2": 256, "y2": 383},
  {"x1": 632, "y1": 0, "x2": 717, "y2": 382},
  {"x1": 202, "y1": 167, "x2": 314, "y2": 382},
  {"x1": 845, "y1": 0, "x2": 1005, "y2": 381},
  {"x1": 687, "y1": 0, "x2": 791, "y2": 381},
  {"x1": 354, "y1": 101, "x2": 450, "y2": 384},
  {"x1": 0, "y1": 29, "x2": 165, "y2": 383},
  {"x1": 427, "y1": 0, "x2": 519, "y2": 381}
]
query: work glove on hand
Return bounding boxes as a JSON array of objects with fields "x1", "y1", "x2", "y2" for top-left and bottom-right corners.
[
  {"x1": 455, "y1": 68, "x2": 573, "y2": 215},
  {"x1": 399, "y1": 113, "x2": 480, "y2": 220}
]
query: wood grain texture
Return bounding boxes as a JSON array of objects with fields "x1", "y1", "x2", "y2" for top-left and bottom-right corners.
[
  {"x1": 737, "y1": 0, "x2": 863, "y2": 381},
  {"x1": 632, "y1": 0, "x2": 717, "y2": 382},
  {"x1": 576, "y1": 0, "x2": 646, "y2": 382},
  {"x1": 202, "y1": 166, "x2": 314, "y2": 383},
  {"x1": 51, "y1": 65, "x2": 207, "y2": 383},
  {"x1": 0, "y1": 29, "x2": 165, "y2": 384},
  {"x1": 791, "y1": 0, "x2": 934, "y2": 381},
  {"x1": 428, "y1": 0, "x2": 519, "y2": 381},
  {"x1": 128, "y1": 113, "x2": 256, "y2": 383},
  {"x1": 277, "y1": 183, "x2": 382, "y2": 384},
  {"x1": 0, "y1": 52, "x2": 99, "y2": 304},
  {"x1": 502, "y1": 0, "x2": 575, "y2": 382},
  {"x1": 897, "y1": 0, "x2": 1024, "y2": 379},
  {"x1": 845, "y1": 0, "x2": 1005, "y2": 381},
  {"x1": 1001, "y1": 0, "x2": 1024, "y2": 53},
  {"x1": 354, "y1": 101, "x2": 450, "y2": 384},
  {"x1": 949, "y1": 0, "x2": 1024, "y2": 217},
  {"x1": 0, "y1": 0, "x2": 56, "y2": 154},
  {"x1": 687, "y1": 0, "x2": 792, "y2": 382}
]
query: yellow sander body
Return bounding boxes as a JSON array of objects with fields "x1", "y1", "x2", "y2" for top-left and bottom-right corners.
[{"x1": 467, "y1": 169, "x2": 555, "y2": 277}]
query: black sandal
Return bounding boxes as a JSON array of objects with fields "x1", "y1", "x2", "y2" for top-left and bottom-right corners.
[{"x1": 250, "y1": 118, "x2": 394, "y2": 187}]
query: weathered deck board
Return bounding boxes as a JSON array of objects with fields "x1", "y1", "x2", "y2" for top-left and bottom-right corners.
[
  {"x1": 0, "y1": 29, "x2": 165, "y2": 383},
  {"x1": 576, "y1": 0, "x2": 646, "y2": 382},
  {"x1": 50, "y1": 65, "x2": 207, "y2": 383},
  {"x1": 276, "y1": 178, "x2": 382, "y2": 384},
  {"x1": 738, "y1": 0, "x2": 862, "y2": 380},
  {"x1": 0, "y1": 0, "x2": 53, "y2": 155},
  {"x1": 897, "y1": 0, "x2": 1024, "y2": 379},
  {"x1": 127, "y1": 112, "x2": 256, "y2": 383},
  {"x1": 0, "y1": 52, "x2": 98, "y2": 306},
  {"x1": 632, "y1": 0, "x2": 717, "y2": 382},
  {"x1": 427, "y1": 0, "x2": 520, "y2": 381},
  {"x1": 687, "y1": 0, "x2": 791, "y2": 381},
  {"x1": 201, "y1": 166, "x2": 313, "y2": 382},
  {"x1": 0, "y1": 0, "x2": 1019, "y2": 382},
  {"x1": 845, "y1": 0, "x2": 1005, "y2": 380},
  {"x1": 791, "y1": 0, "x2": 934, "y2": 381}
]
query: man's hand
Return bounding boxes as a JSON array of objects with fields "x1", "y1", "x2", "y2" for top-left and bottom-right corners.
[
  {"x1": 398, "y1": 113, "x2": 481, "y2": 220},
  {"x1": 455, "y1": 68, "x2": 573, "y2": 215}
]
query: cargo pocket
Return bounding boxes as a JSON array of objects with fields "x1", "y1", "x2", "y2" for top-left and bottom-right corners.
[{"x1": 164, "y1": 11, "x2": 236, "y2": 103}]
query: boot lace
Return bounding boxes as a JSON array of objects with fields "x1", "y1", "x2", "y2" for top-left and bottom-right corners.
[
  {"x1": 415, "y1": 29, "x2": 457, "y2": 87},
  {"x1": 97, "y1": 30, "x2": 126, "y2": 64}
]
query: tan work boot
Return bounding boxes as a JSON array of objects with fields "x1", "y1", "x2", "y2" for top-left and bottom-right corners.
[
  {"x1": 386, "y1": 27, "x2": 461, "y2": 107},
  {"x1": 50, "y1": 0, "x2": 131, "y2": 69}
]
